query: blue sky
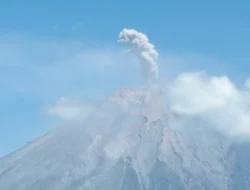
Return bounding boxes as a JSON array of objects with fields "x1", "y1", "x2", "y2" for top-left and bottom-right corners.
[{"x1": 0, "y1": 0, "x2": 250, "y2": 157}]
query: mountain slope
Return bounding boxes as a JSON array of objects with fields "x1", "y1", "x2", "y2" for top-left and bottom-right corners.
[{"x1": 0, "y1": 87, "x2": 249, "y2": 190}]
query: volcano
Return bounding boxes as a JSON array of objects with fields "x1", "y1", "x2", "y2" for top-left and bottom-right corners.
[{"x1": 1, "y1": 87, "x2": 250, "y2": 190}]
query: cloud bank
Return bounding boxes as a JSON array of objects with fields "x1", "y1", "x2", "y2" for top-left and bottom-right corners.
[{"x1": 167, "y1": 71, "x2": 250, "y2": 140}]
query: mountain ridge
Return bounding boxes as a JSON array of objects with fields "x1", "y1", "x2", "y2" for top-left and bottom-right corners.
[{"x1": 0, "y1": 87, "x2": 250, "y2": 190}]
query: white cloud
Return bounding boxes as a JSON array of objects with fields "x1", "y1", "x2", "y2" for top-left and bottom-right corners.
[
  {"x1": 45, "y1": 97, "x2": 97, "y2": 122},
  {"x1": 167, "y1": 71, "x2": 250, "y2": 139}
]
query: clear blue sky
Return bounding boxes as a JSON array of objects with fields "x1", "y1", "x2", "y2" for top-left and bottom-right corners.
[{"x1": 0, "y1": 0, "x2": 250, "y2": 157}]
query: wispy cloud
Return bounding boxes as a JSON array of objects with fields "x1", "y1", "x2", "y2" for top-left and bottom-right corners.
[
  {"x1": 44, "y1": 97, "x2": 98, "y2": 123},
  {"x1": 0, "y1": 37, "x2": 142, "y2": 101}
]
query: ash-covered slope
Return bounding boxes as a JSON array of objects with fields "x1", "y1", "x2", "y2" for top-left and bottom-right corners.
[{"x1": 0, "y1": 87, "x2": 249, "y2": 190}]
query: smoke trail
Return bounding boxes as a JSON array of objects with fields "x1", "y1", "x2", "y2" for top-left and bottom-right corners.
[{"x1": 118, "y1": 28, "x2": 159, "y2": 85}]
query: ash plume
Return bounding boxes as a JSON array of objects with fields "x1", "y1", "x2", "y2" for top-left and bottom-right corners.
[{"x1": 118, "y1": 28, "x2": 159, "y2": 85}]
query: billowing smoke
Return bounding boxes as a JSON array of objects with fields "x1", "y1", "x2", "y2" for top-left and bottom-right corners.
[{"x1": 118, "y1": 28, "x2": 159, "y2": 85}]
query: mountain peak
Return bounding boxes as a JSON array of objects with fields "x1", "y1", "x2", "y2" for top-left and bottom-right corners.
[{"x1": 108, "y1": 86, "x2": 166, "y2": 122}]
